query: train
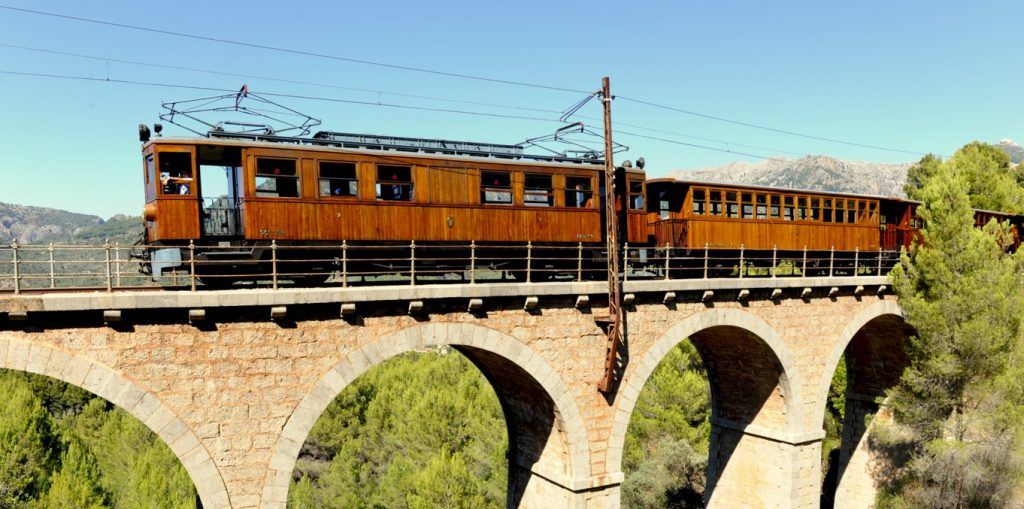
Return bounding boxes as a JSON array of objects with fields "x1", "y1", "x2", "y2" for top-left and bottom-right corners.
[{"x1": 137, "y1": 127, "x2": 1023, "y2": 285}]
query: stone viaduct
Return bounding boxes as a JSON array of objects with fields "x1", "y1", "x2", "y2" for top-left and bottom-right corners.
[{"x1": 0, "y1": 275, "x2": 909, "y2": 509}]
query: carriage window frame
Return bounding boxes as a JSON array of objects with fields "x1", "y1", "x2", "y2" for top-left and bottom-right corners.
[
  {"x1": 782, "y1": 195, "x2": 794, "y2": 221},
  {"x1": 318, "y1": 160, "x2": 359, "y2": 198},
  {"x1": 847, "y1": 199, "x2": 857, "y2": 224},
  {"x1": 810, "y1": 197, "x2": 821, "y2": 221},
  {"x1": 628, "y1": 179, "x2": 645, "y2": 210},
  {"x1": 376, "y1": 164, "x2": 414, "y2": 202},
  {"x1": 797, "y1": 196, "x2": 808, "y2": 220},
  {"x1": 254, "y1": 157, "x2": 300, "y2": 199},
  {"x1": 741, "y1": 193, "x2": 754, "y2": 219},
  {"x1": 564, "y1": 175, "x2": 594, "y2": 208},
  {"x1": 692, "y1": 188, "x2": 707, "y2": 216},
  {"x1": 158, "y1": 151, "x2": 195, "y2": 196},
  {"x1": 770, "y1": 194, "x2": 781, "y2": 219},
  {"x1": 726, "y1": 191, "x2": 739, "y2": 218},
  {"x1": 524, "y1": 173, "x2": 554, "y2": 207},
  {"x1": 481, "y1": 170, "x2": 514, "y2": 205},
  {"x1": 709, "y1": 189, "x2": 723, "y2": 216},
  {"x1": 755, "y1": 193, "x2": 768, "y2": 220},
  {"x1": 823, "y1": 198, "x2": 834, "y2": 222}
]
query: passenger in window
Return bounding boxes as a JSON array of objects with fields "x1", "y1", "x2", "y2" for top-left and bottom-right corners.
[{"x1": 575, "y1": 184, "x2": 586, "y2": 207}]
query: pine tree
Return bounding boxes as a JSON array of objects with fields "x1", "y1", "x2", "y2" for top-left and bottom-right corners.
[
  {"x1": 0, "y1": 372, "x2": 55, "y2": 507},
  {"x1": 32, "y1": 437, "x2": 106, "y2": 509},
  {"x1": 406, "y1": 451, "x2": 486, "y2": 509},
  {"x1": 885, "y1": 155, "x2": 1024, "y2": 507}
]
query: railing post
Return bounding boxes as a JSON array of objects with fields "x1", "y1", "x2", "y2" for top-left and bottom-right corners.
[
  {"x1": 48, "y1": 242, "x2": 55, "y2": 289},
  {"x1": 270, "y1": 240, "x2": 278, "y2": 290},
  {"x1": 576, "y1": 242, "x2": 583, "y2": 282},
  {"x1": 802, "y1": 245, "x2": 807, "y2": 278},
  {"x1": 877, "y1": 247, "x2": 883, "y2": 276},
  {"x1": 665, "y1": 243, "x2": 672, "y2": 280},
  {"x1": 739, "y1": 244, "x2": 745, "y2": 279},
  {"x1": 341, "y1": 241, "x2": 348, "y2": 288},
  {"x1": 829, "y1": 245, "x2": 835, "y2": 277},
  {"x1": 189, "y1": 240, "x2": 197, "y2": 292},
  {"x1": 104, "y1": 239, "x2": 113, "y2": 292},
  {"x1": 470, "y1": 241, "x2": 477, "y2": 284},
  {"x1": 703, "y1": 243, "x2": 709, "y2": 279},
  {"x1": 771, "y1": 244, "x2": 778, "y2": 278},
  {"x1": 11, "y1": 239, "x2": 20, "y2": 295},
  {"x1": 115, "y1": 242, "x2": 122, "y2": 288},
  {"x1": 526, "y1": 241, "x2": 532, "y2": 283},
  {"x1": 409, "y1": 240, "x2": 416, "y2": 286},
  {"x1": 854, "y1": 247, "x2": 859, "y2": 277},
  {"x1": 623, "y1": 243, "x2": 630, "y2": 281}
]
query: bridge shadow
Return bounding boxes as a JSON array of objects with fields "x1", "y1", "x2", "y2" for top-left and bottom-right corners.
[{"x1": 689, "y1": 325, "x2": 791, "y2": 506}]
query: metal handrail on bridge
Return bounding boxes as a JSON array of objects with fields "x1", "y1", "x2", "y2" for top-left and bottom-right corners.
[{"x1": 0, "y1": 240, "x2": 901, "y2": 294}]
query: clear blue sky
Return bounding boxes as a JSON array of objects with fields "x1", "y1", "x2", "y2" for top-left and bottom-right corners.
[{"x1": 1, "y1": 0, "x2": 1022, "y2": 218}]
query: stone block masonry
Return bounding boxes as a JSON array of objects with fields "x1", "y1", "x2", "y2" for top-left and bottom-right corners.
[{"x1": 0, "y1": 278, "x2": 907, "y2": 509}]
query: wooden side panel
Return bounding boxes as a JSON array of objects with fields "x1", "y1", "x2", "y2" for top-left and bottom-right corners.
[
  {"x1": 684, "y1": 219, "x2": 880, "y2": 251},
  {"x1": 150, "y1": 198, "x2": 201, "y2": 241},
  {"x1": 426, "y1": 167, "x2": 473, "y2": 204},
  {"x1": 243, "y1": 200, "x2": 602, "y2": 243},
  {"x1": 626, "y1": 212, "x2": 647, "y2": 244}
]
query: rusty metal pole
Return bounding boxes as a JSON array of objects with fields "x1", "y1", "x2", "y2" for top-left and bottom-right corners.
[{"x1": 598, "y1": 77, "x2": 623, "y2": 393}]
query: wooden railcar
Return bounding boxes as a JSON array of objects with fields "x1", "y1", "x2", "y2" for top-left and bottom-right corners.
[
  {"x1": 140, "y1": 132, "x2": 647, "y2": 280},
  {"x1": 645, "y1": 179, "x2": 1022, "y2": 253}
]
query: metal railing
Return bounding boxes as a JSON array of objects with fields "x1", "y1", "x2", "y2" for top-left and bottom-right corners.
[{"x1": 0, "y1": 240, "x2": 901, "y2": 294}]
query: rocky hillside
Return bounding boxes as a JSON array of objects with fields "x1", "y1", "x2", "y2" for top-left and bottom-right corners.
[
  {"x1": 670, "y1": 155, "x2": 912, "y2": 198},
  {"x1": 997, "y1": 139, "x2": 1024, "y2": 163},
  {"x1": 0, "y1": 203, "x2": 141, "y2": 245}
]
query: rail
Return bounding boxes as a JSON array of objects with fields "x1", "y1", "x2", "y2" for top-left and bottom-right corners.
[{"x1": 0, "y1": 240, "x2": 901, "y2": 294}]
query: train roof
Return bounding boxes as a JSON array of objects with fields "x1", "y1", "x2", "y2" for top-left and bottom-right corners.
[
  {"x1": 647, "y1": 178, "x2": 1021, "y2": 218},
  {"x1": 144, "y1": 132, "x2": 653, "y2": 174}
]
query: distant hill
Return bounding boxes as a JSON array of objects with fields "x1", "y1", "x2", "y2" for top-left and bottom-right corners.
[
  {"x1": 996, "y1": 139, "x2": 1024, "y2": 163},
  {"x1": 0, "y1": 203, "x2": 141, "y2": 245},
  {"x1": 669, "y1": 155, "x2": 913, "y2": 198}
]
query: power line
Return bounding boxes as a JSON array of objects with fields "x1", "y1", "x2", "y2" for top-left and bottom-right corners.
[
  {"x1": 0, "y1": 4, "x2": 589, "y2": 94},
  {"x1": 0, "y1": 70, "x2": 563, "y2": 123},
  {"x1": 0, "y1": 43, "x2": 809, "y2": 157},
  {"x1": 0, "y1": 43, "x2": 562, "y2": 116},
  {"x1": 618, "y1": 95, "x2": 929, "y2": 157}
]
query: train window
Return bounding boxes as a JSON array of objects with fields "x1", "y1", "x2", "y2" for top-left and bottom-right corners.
[
  {"x1": 823, "y1": 199, "x2": 834, "y2": 222},
  {"x1": 847, "y1": 200, "x2": 857, "y2": 223},
  {"x1": 319, "y1": 162, "x2": 358, "y2": 197},
  {"x1": 709, "y1": 190, "x2": 723, "y2": 216},
  {"x1": 741, "y1": 193, "x2": 754, "y2": 219},
  {"x1": 810, "y1": 198, "x2": 821, "y2": 221},
  {"x1": 756, "y1": 194, "x2": 767, "y2": 220},
  {"x1": 482, "y1": 171, "x2": 513, "y2": 205},
  {"x1": 524, "y1": 174, "x2": 553, "y2": 207},
  {"x1": 376, "y1": 165, "x2": 414, "y2": 201},
  {"x1": 783, "y1": 196, "x2": 794, "y2": 221},
  {"x1": 255, "y1": 158, "x2": 299, "y2": 198},
  {"x1": 837, "y1": 200, "x2": 848, "y2": 223},
  {"x1": 797, "y1": 197, "x2": 807, "y2": 220},
  {"x1": 159, "y1": 152, "x2": 194, "y2": 195},
  {"x1": 564, "y1": 175, "x2": 593, "y2": 208},
  {"x1": 770, "y1": 195, "x2": 781, "y2": 219},
  {"x1": 868, "y1": 202, "x2": 878, "y2": 223},
  {"x1": 692, "y1": 189, "x2": 706, "y2": 215},
  {"x1": 726, "y1": 191, "x2": 739, "y2": 218},
  {"x1": 629, "y1": 180, "x2": 645, "y2": 210}
]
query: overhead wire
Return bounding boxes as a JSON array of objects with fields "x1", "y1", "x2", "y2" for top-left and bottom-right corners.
[
  {"x1": 0, "y1": 43, "x2": 811, "y2": 157},
  {"x1": 0, "y1": 4, "x2": 589, "y2": 94},
  {"x1": 0, "y1": 4, "x2": 936, "y2": 158}
]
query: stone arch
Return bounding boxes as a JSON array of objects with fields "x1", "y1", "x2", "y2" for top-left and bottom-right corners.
[
  {"x1": 262, "y1": 322, "x2": 591, "y2": 508},
  {"x1": 607, "y1": 307, "x2": 802, "y2": 470},
  {"x1": 814, "y1": 299, "x2": 906, "y2": 425},
  {"x1": 818, "y1": 300, "x2": 911, "y2": 508},
  {"x1": 0, "y1": 336, "x2": 230, "y2": 509}
]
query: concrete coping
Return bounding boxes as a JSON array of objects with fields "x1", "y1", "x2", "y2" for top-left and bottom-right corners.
[{"x1": 0, "y1": 276, "x2": 889, "y2": 314}]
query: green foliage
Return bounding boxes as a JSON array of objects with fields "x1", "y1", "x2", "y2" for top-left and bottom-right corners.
[
  {"x1": 886, "y1": 153, "x2": 1024, "y2": 506},
  {"x1": 906, "y1": 142, "x2": 1024, "y2": 214},
  {"x1": 622, "y1": 340, "x2": 710, "y2": 508},
  {"x1": 0, "y1": 370, "x2": 197, "y2": 508},
  {"x1": 290, "y1": 350, "x2": 506, "y2": 509},
  {"x1": 32, "y1": 437, "x2": 106, "y2": 509}
]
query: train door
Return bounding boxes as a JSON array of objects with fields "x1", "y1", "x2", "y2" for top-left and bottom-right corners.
[{"x1": 197, "y1": 146, "x2": 243, "y2": 237}]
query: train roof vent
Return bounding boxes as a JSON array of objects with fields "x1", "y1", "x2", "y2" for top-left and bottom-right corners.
[{"x1": 311, "y1": 131, "x2": 526, "y2": 157}]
